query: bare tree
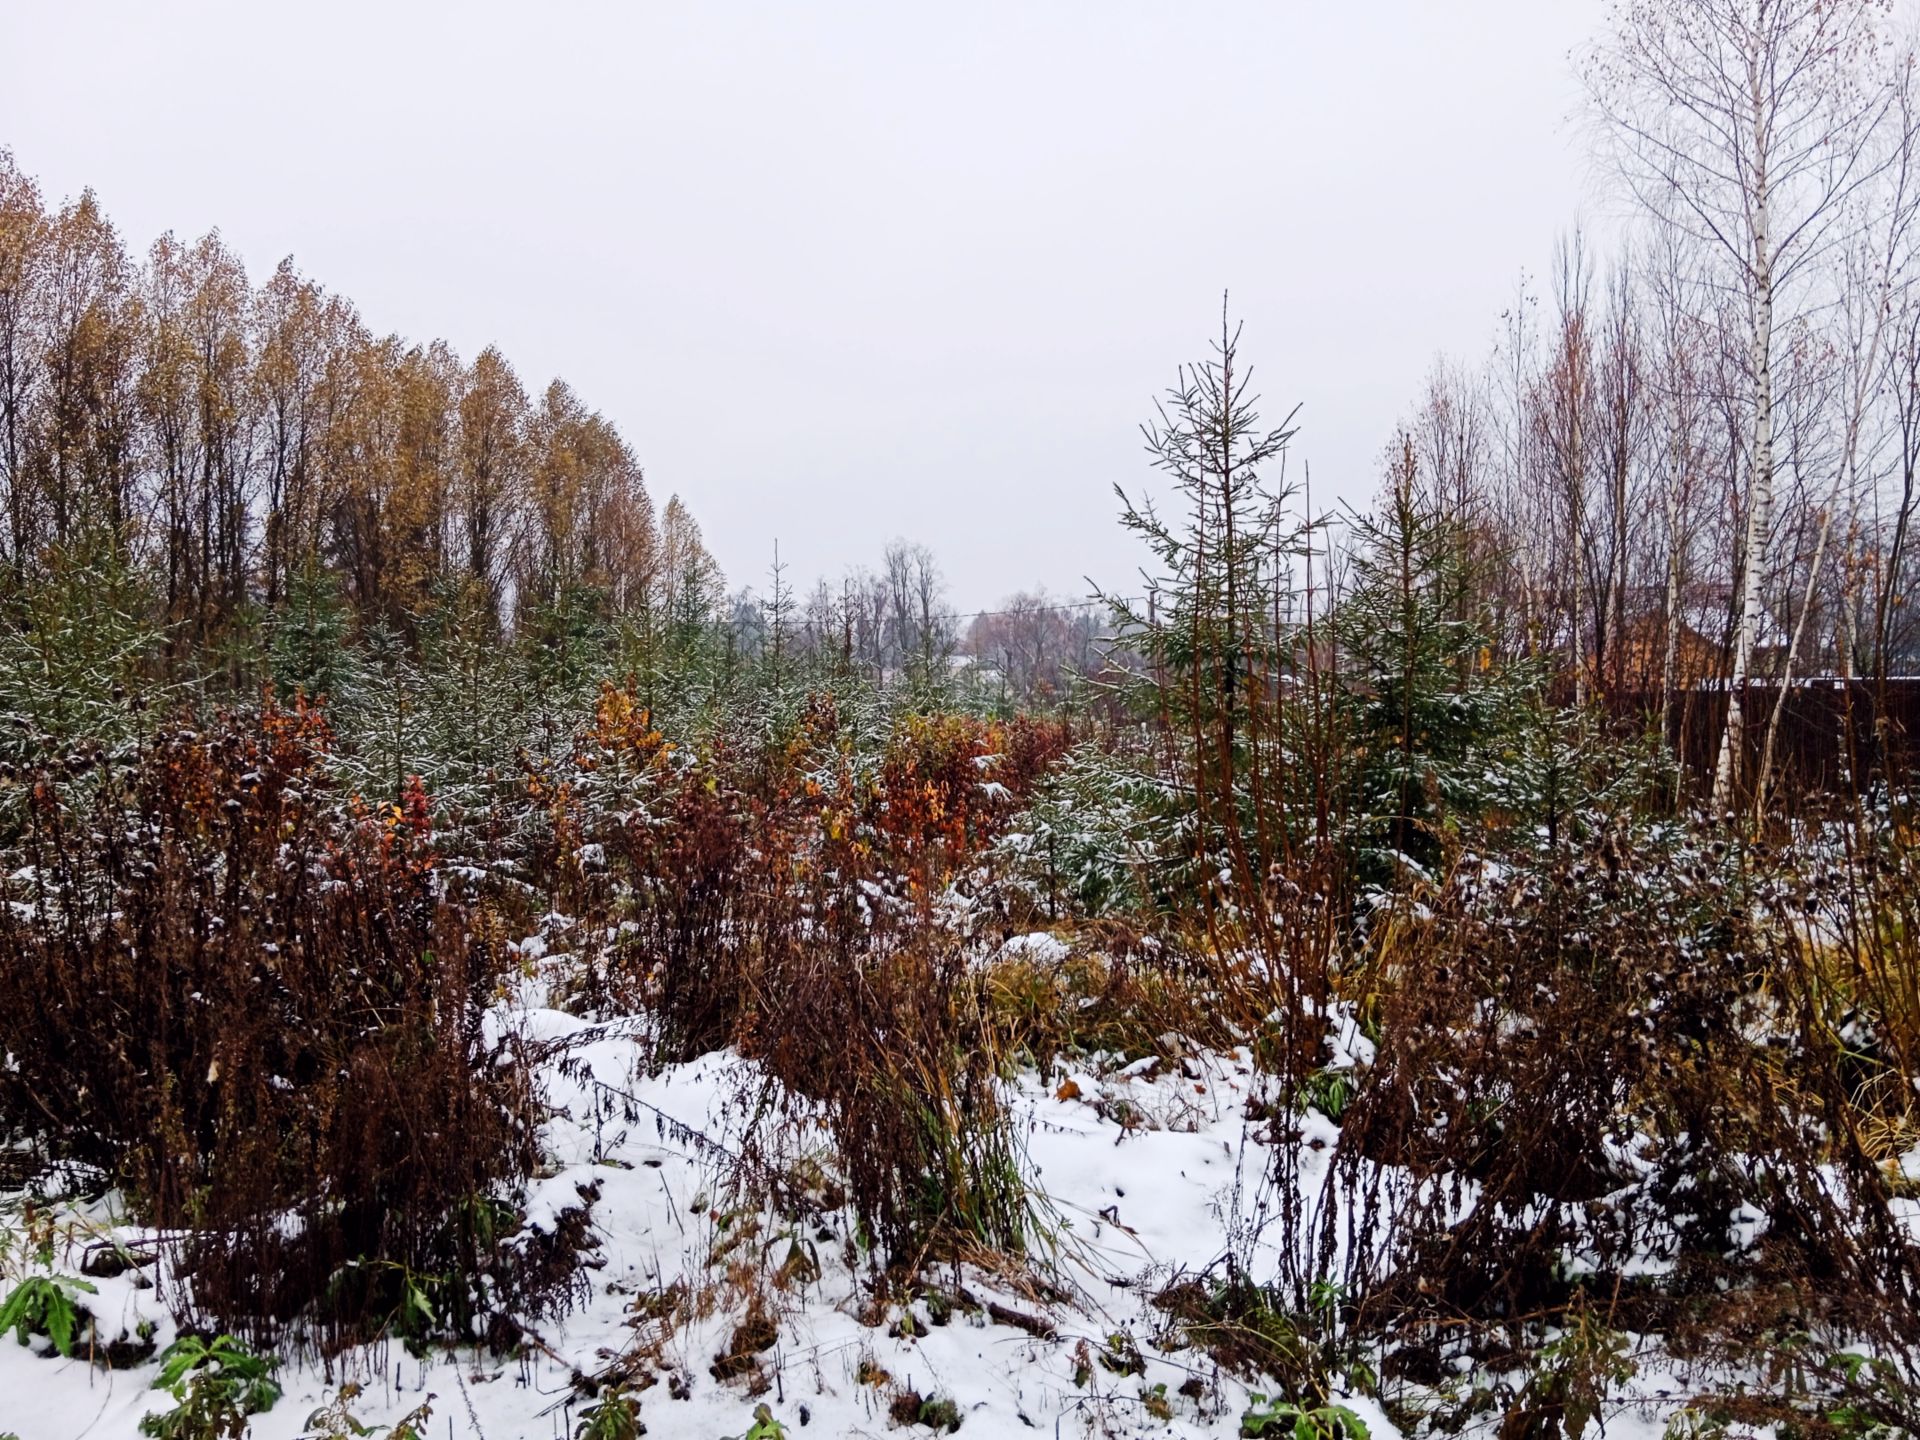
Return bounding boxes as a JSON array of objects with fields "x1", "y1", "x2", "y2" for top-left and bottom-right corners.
[
  {"x1": 1489, "y1": 274, "x2": 1553, "y2": 660},
  {"x1": 880, "y1": 538, "x2": 952, "y2": 688},
  {"x1": 1586, "y1": 0, "x2": 1910, "y2": 807},
  {"x1": 966, "y1": 588, "x2": 1101, "y2": 706},
  {"x1": 0, "y1": 152, "x2": 44, "y2": 571},
  {"x1": 1593, "y1": 258, "x2": 1648, "y2": 698},
  {"x1": 1537, "y1": 233, "x2": 1597, "y2": 704},
  {"x1": 1646, "y1": 226, "x2": 1717, "y2": 745},
  {"x1": 1755, "y1": 94, "x2": 1920, "y2": 807}
]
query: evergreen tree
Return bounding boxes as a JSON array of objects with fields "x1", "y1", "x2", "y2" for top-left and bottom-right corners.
[
  {"x1": 414, "y1": 578, "x2": 525, "y2": 817},
  {"x1": 0, "y1": 546, "x2": 166, "y2": 771},
  {"x1": 1103, "y1": 302, "x2": 1309, "y2": 932},
  {"x1": 516, "y1": 581, "x2": 612, "y2": 763},
  {"x1": 268, "y1": 564, "x2": 358, "y2": 706},
  {"x1": 333, "y1": 619, "x2": 433, "y2": 803},
  {"x1": 1335, "y1": 436, "x2": 1521, "y2": 888}
]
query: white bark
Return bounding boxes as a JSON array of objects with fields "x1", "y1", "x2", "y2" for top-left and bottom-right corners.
[
  {"x1": 1587, "y1": 0, "x2": 1907, "y2": 813},
  {"x1": 1712, "y1": 104, "x2": 1776, "y2": 811},
  {"x1": 1659, "y1": 443, "x2": 1686, "y2": 745}
]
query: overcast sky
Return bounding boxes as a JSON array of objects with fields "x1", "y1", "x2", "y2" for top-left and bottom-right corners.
[{"x1": 2, "y1": 1, "x2": 1606, "y2": 612}]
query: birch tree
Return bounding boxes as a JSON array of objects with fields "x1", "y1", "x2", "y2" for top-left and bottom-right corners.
[
  {"x1": 1755, "y1": 82, "x2": 1920, "y2": 809},
  {"x1": 1586, "y1": 0, "x2": 1908, "y2": 808}
]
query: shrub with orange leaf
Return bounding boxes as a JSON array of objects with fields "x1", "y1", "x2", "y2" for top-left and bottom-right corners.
[{"x1": 869, "y1": 713, "x2": 1071, "y2": 885}]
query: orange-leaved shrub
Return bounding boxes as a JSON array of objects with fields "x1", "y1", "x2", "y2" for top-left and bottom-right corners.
[{"x1": 869, "y1": 713, "x2": 1070, "y2": 888}]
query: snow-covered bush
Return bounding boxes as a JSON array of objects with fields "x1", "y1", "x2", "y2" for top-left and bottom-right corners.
[
  {"x1": 0, "y1": 551, "x2": 166, "y2": 818},
  {"x1": 990, "y1": 739, "x2": 1193, "y2": 922}
]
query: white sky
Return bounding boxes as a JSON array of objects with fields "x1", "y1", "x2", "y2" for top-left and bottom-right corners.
[{"x1": 1, "y1": 1, "x2": 1606, "y2": 611}]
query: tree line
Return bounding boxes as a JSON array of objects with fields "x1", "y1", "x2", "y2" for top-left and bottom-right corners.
[
  {"x1": 0, "y1": 150, "x2": 1115, "y2": 723},
  {"x1": 1381, "y1": 0, "x2": 1920, "y2": 812},
  {"x1": 0, "y1": 149, "x2": 722, "y2": 664}
]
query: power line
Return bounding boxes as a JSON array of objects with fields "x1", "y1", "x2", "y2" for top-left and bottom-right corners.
[
  {"x1": 928, "y1": 597, "x2": 1130, "y2": 627},
  {"x1": 762, "y1": 595, "x2": 1140, "y2": 629},
  {"x1": 781, "y1": 592, "x2": 1323, "y2": 630}
]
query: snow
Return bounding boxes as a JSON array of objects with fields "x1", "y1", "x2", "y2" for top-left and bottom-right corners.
[
  {"x1": 0, "y1": 1010, "x2": 1392, "y2": 1440},
  {"x1": 996, "y1": 932, "x2": 1070, "y2": 966},
  {"x1": 0, "y1": 993, "x2": 1732, "y2": 1440}
]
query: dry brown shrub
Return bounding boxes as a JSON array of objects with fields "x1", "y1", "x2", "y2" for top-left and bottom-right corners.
[{"x1": 0, "y1": 700, "x2": 546, "y2": 1350}]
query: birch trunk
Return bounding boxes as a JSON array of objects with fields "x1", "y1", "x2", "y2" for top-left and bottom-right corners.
[
  {"x1": 1712, "y1": 136, "x2": 1775, "y2": 812},
  {"x1": 1756, "y1": 333, "x2": 1886, "y2": 809},
  {"x1": 1659, "y1": 446, "x2": 1685, "y2": 749},
  {"x1": 1753, "y1": 505, "x2": 1832, "y2": 814}
]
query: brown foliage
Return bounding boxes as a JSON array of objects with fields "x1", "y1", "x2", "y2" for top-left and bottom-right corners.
[
  {"x1": 555, "y1": 686, "x2": 1045, "y2": 1265},
  {"x1": 1328, "y1": 838, "x2": 1920, "y2": 1373},
  {"x1": 0, "y1": 700, "x2": 543, "y2": 1348}
]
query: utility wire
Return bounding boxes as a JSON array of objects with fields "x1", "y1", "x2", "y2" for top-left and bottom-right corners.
[{"x1": 766, "y1": 596, "x2": 1143, "y2": 629}]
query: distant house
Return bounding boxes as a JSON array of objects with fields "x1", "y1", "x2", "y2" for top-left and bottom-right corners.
[
  {"x1": 1613, "y1": 610, "x2": 1724, "y2": 691},
  {"x1": 1609, "y1": 584, "x2": 1790, "y2": 691}
]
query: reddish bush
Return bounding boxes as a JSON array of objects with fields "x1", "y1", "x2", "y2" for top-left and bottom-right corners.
[
  {"x1": 742, "y1": 856, "x2": 1028, "y2": 1265},
  {"x1": 0, "y1": 700, "x2": 541, "y2": 1349},
  {"x1": 869, "y1": 714, "x2": 1067, "y2": 885}
]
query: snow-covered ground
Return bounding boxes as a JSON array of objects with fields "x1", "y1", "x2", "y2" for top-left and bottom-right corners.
[
  {"x1": 0, "y1": 1006, "x2": 1362, "y2": 1438},
  {"x1": 0, "y1": 955, "x2": 1753, "y2": 1440}
]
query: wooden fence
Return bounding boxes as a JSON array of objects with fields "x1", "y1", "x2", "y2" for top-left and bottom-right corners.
[{"x1": 1601, "y1": 678, "x2": 1920, "y2": 802}]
